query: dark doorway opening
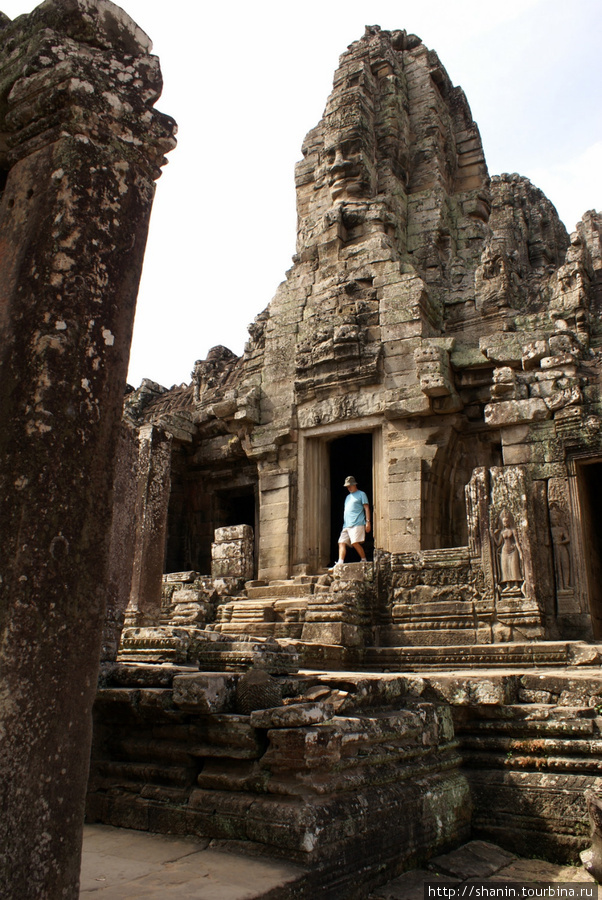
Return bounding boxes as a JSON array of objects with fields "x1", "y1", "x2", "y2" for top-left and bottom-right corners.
[
  {"x1": 215, "y1": 487, "x2": 255, "y2": 531},
  {"x1": 166, "y1": 483, "x2": 256, "y2": 576},
  {"x1": 329, "y1": 433, "x2": 373, "y2": 564},
  {"x1": 576, "y1": 460, "x2": 602, "y2": 638}
]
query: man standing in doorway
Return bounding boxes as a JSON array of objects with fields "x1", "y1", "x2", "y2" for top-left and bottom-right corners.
[{"x1": 334, "y1": 476, "x2": 371, "y2": 566}]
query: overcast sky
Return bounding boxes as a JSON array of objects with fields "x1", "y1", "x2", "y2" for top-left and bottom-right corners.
[{"x1": 3, "y1": 0, "x2": 601, "y2": 388}]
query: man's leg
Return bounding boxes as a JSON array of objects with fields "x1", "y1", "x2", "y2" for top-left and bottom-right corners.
[
  {"x1": 338, "y1": 542, "x2": 347, "y2": 562},
  {"x1": 352, "y1": 541, "x2": 367, "y2": 561}
]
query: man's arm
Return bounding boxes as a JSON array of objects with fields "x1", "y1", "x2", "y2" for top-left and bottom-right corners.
[{"x1": 364, "y1": 503, "x2": 371, "y2": 533}]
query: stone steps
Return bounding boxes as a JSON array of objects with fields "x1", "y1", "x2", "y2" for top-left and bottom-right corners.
[
  {"x1": 228, "y1": 601, "x2": 277, "y2": 623},
  {"x1": 219, "y1": 622, "x2": 305, "y2": 640},
  {"x1": 319, "y1": 561, "x2": 373, "y2": 581},
  {"x1": 246, "y1": 582, "x2": 315, "y2": 599},
  {"x1": 362, "y1": 640, "x2": 601, "y2": 670},
  {"x1": 455, "y1": 698, "x2": 602, "y2": 773},
  {"x1": 461, "y1": 707, "x2": 598, "y2": 734}
]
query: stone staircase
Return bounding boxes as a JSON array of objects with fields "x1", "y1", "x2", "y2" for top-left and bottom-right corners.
[
  {"x1": 216, "y1": 578, "x2": 317, "y2": 640},
  {"x1": 214, "y1": 565, "x2": 376, "y2": 663}
]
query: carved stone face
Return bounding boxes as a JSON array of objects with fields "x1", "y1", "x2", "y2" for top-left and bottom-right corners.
[
  {"x1": 323, "y1": 135, "x2": 373, "y2": 201},
  {"x1": 475, "y1": 246, "x2": 514, "y2": 310},
  {"x1": 556, "y1": 264, "x2": 587, "y2": 310},
  {"x1": 549, "y1": 506, "x2": 562, "y2": 526}
]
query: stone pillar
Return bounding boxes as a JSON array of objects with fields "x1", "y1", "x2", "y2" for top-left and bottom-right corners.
[
  {"x1": 126, "y1": 425, "x2": 173, "y2": 626},
  {"x1": 258, "y1": 467, "x2": 291, "y2": 581},
  {"x1": 212, "y1": 525, "x2": 254, "y2": 581},
  {"x1": 0, "y1": 4, "x2": 175, "y2": 899},
  {"x1": 101, "y1": 422, "x2": 139, "y2": 661}
]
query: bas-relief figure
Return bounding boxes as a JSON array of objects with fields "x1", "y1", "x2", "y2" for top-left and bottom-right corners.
[
  {"x1": 550, "y1": 504, "x2": 572, "y2": 591},
  {"x1": 475, "y1": 243, "x2": 520, "y2": 313},
  {"x1": 494, "y1": 507, "x2": 524, "y2": 595}
]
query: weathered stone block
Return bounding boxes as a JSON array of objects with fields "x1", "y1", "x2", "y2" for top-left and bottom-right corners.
[
  {"x1": 164, "y1": 572, "x2": 198, "y2": 583},
  {"x1": 211, "y1": 559, "x2": 252, "y2": 579},
  {"x1": 172, "y1": 673, "x2": 237, "y2": 712},
  {"x1": 214, "y1": 525, "x2": 254, "y2": 543},
  {"x1": 211, "y1": 541, "x2": 253, "y2": 561},
  {"x1": 251, "y1": 703, "x2": 329, "y2": 729},
  {"x1": 484, "y1": 398, "x2": 551, "y2": 426},
  {"x1": 522, "y1": 341, "x2": 548, "y2": 370},
  {"x1": 480, "y1": 335, "x2": 523, "y2": 366}
]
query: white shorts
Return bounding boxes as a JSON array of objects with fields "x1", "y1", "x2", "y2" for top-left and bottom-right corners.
[{"x1": 338, "y1": 525, "x2": 366, "y2": 546}]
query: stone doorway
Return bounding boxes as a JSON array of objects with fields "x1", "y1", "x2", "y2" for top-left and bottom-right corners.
[
  {"x1": 329, "y1": 433, "x2": 374, "y2": 563},
  {"x1": 297, "y1": 422, "x2": 383, "y2": 573},
  {"x1": 165, "y1": 476, "x2": 257, "y2": 578},
  {"x1": 575, "y1": 460, "x2": 602, "y2": 638}
]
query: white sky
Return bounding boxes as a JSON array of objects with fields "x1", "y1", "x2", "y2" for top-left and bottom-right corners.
[{"x1": 3, "y1": 0, "x2": 601, "y2": 388}]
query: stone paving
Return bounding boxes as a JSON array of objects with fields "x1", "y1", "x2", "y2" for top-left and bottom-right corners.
[
  {"x1": 80, "y1": 824, "x2": 306, "y2": 899},
  {"x1": 369, "y1": 840, "x2": 597, "y2": 900},
  {"x1": 80, "y1": 827, "x2": 596, "y2": 899}
]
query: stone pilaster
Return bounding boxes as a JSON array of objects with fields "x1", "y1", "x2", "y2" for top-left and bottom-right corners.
[
  {"x1": 126, "y1": 424, "x2": 173, "y2": 626},
  {"x1": 102, "y1": 421, "x2": 139, "y2": 661},
  {"x1": 258, "y1": 467, "x2": 292, "y2": 581}
]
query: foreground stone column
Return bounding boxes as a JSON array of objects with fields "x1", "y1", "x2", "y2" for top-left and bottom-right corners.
[{"x1": 0, "y1": 3, "x2": 175, "y2": 898}]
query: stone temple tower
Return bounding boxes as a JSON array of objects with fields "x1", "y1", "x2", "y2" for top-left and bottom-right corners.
[{"x1": 122, "y1": 25, "x2": 602, "y2": 648}]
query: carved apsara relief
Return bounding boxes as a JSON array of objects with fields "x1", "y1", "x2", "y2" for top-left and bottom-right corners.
[
  {"x1": 549, "y1": 503, "x2": 572, "y2": 592},
  {"x1": 493, "y1": 507, "x2": 524, "y2": 596}
]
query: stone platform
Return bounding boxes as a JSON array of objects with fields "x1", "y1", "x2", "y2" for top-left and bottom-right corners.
[{"x1": 88, "y1": 661, "x2": 602, "y2": 893}]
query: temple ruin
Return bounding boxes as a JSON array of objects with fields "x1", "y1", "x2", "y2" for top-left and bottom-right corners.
[
  {"x1": 1, "y1": 8, "x2": 601, "y2": 898},
  {"x1": 84, "y1": 24, "x2": 602, "y2": 896},
  {"x1": 113, "y1": 24, "x2": 602, "y2": 656}
]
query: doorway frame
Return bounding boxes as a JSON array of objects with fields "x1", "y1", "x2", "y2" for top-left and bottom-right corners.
[
  {"x1": 567, "y1": 452, "x2": 602, "y2": 637},
  {"x1": 297, "y1": 418, "x2": 385, "y2": 572}
]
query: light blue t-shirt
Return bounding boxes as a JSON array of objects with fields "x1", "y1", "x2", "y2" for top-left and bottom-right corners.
[{"x1": 343, "y1": 490, "x2": 369, "y2": 528}]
